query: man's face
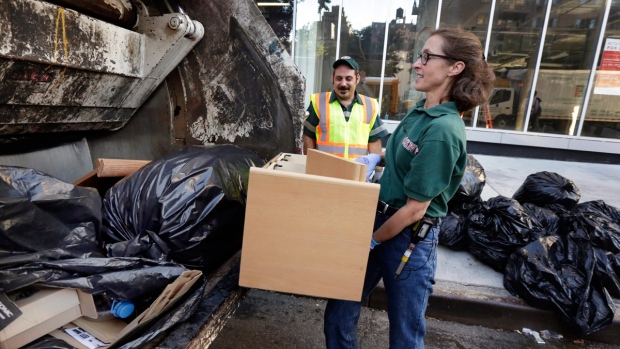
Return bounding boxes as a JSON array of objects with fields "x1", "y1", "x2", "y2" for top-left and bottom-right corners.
[{"x1": 332, "y1": 65, "x2": 360, "y2": 102}]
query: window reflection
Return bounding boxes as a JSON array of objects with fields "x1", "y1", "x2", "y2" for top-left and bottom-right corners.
[
  {"x1": 480, "y1": 0, "x2": 547, "y2": 131},
  {"x1": 530, "y1": 0, "x2": 607, "y2": 136},
  {"x1": 293, "y1": 2, "x2": 336, "y2": 104},
  {"x1": 339, "y1": 0, "x2": 391, "y2": 116},
  {"x1": 292, "y1": 0, "x2": 620, "y2": 141},
  {"x1": 439, "y1": 0, "x2": 493, "y2": 127},
  {"x1": 582, "y1": 0, "x2": 620, "y2": 139}
]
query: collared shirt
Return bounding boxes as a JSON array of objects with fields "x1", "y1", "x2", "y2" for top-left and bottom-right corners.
[
  {"x1": 379, "y1": 98, "x2": 467, "y2": 217},
  {"x1": 303, "y1": 90, "x2": 388, "y2": 142}
]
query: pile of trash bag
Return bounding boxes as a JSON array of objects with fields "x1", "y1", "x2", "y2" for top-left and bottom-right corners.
[
  {"x1": 504, "y1": 232, "x2": 615, "y2": 336},
  {"x1": 439, "y1": 157, "x2": 620, "y2": 336},
  {"x1": 0, "y1": 145, "x2": 264, "y2": 348},
  {"x1": 102, "y1": 145, "x2": 263, "y2": 272},
  {"x1": 449, "y1": 154, "x2": 486, "y2": 209},
  {"x1": 466, "y1": 196, "x2": 546, "y2": 272},
  {"x1": 440, "y1": 155, "x2": 486, "y2": 251}
]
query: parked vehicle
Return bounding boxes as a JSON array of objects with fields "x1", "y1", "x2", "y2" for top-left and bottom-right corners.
[{"x1": 484, "y1": 70, "x2": 620, "y2": 136}]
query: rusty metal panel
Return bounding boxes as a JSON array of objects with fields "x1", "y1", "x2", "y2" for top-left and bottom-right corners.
[
  {"x1": 172, "y1": 0, "x2": 306, "y2": 160},
  {"x1": 0, "y1": 0, "x2": 204, "y2": 136},
  {"x1": 0, "y1": 58, "x2": 142, "y2": 108},
  {"x1": 0, "y1": 105, "x2": 134, "y2": 134},
  {"x1": 44, "y1": 0, "x2": 138, "y2": 29},
  {"x1": 0, "y1": 0, "x2": 144, "y2": 77}
]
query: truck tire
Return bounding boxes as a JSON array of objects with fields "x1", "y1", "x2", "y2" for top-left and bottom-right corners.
[{"x1": 494, "y1": 115, "x2": 514, "y2": 129}]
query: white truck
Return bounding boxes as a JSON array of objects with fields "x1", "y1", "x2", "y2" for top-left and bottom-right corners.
[{"x1": 485, "y1": 70, "x2": 620, "y2": 137}]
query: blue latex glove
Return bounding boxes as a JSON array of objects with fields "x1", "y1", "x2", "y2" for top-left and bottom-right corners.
[{"x1": 355, "y1": 153, "x2": 381, "y2": 181}]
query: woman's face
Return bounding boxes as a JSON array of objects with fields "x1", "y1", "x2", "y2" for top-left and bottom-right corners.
[{"x1": 413, "y1": 35, "x2": 457, "y2": 96}]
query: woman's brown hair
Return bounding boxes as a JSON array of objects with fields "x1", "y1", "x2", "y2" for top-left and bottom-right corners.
[{"x1": 432, "y1": 27, "x2": 495, "y2": 113}]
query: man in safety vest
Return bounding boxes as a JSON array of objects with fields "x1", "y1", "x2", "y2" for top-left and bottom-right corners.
[{"x1": 302, "y1": 56, "x2": 388, "y2": 180}]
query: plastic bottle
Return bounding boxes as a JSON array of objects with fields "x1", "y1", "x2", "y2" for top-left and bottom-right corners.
[{"x1": 94, "y1": 296, "x2": 135, "y2": 321}]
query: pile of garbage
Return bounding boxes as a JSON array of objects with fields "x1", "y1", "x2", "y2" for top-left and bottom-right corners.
[
  {"x1": 0, "y1": 145, "x2": 263, "y2": 348},
  {"x1": 441, "y1": 154, "x2": 620, "y2": 337}
]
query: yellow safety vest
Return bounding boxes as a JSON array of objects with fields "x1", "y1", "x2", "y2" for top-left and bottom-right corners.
[{"x1": 310, "y1": 92, "x2": 378, "y2": 159}]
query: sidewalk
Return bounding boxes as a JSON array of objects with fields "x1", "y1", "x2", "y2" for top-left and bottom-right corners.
[{"x1": 367, "y1": 154, "x2": 620, "y2": 345}]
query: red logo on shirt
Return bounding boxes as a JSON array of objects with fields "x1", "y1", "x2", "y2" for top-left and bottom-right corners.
[{"x1": 402, "y1": 137, "x2": 419, "y2": 154}]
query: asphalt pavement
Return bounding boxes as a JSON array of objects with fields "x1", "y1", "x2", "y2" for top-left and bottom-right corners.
[
  {"x1": 210, "y1": 154, "x2": 620, "y2": 349},
  {"x1": 209, "y1": 289, "x2": 619, "y2": 349}
]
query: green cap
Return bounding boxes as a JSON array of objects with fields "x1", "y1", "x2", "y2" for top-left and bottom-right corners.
[{"x1": 333, "y1": 56, "x2": 359, "y2": 72}]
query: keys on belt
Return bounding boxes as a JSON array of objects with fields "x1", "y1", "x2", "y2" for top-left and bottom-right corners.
[{"x1": 377, "y1": 201, "x2": 399, "y2": 216}]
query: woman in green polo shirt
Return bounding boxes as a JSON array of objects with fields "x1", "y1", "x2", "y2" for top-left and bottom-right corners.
[{"x1": 324, "y1": 27, "x2": 495, "y2": 349}]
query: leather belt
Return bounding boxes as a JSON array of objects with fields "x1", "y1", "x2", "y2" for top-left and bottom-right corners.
[{"x1": 377, "y1": 201, "x2": 399, "y2": 216}]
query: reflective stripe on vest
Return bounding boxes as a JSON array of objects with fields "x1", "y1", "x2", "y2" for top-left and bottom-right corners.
[{"x1": 310, "y1": 92, "x2": 378, "y2": 159}]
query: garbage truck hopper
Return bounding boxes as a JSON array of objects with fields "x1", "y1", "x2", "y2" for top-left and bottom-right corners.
[{"x1": 0, "y1": 0, "x2": 305, "y2": 182}]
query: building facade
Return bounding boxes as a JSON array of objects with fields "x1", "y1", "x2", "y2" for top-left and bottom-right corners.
[{"x1": 289, "y1": 0, "x2": 620, "y2": 162}]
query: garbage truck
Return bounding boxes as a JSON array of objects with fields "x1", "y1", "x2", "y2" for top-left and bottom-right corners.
[
  {"x1": 484, "y1": 70, "x2": 620, "y2": 137},
  {"x1": 0, "y1": 0, "x2": 305, "y2": 347},
  {"x1": 0, "y1": 0, "x2": 305, "y2": 182}
]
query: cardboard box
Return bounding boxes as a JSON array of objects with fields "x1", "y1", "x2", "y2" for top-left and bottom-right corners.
[
  {"x1": 0, "y1": 287, "x2": 97, "y2": 349},
  {"x1": 239, "y1": 150, "x2": 379, "y2": 301},
  {"x1": 49, "y1": 270, "x2": 202, "y2": 349}
]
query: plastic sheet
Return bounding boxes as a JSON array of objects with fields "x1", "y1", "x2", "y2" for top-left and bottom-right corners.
[
  {"x1": 504, "y1": 233, "x2": 615, "y2": 337},
  {"x1": 438, "y1": 212, "x2": 468, "y2": 251},
  {"x1": 102, "y1": 145, "x2": 263, "y2": 272},
  {"x1": 0, "y1": 166, "x2": 101, "y2": 269},
  {"x1": 449, "y1": 154, "x2": 486, "y2": 207},
  {"x1": 513, "y1": 171, "x2": 581, "y2": 210},
  {"x1": 467, "y1": 196, "x2": 545, "y2": 272},
  {"x1": 0, "y1": 257, "x2": 187, "y2": 301}
]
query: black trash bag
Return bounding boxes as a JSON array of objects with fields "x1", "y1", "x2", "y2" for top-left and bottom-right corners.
[
  {"x1": 448, "y1": 154, "x2": 486, "y2": 207},
  {"x1": 577, "y1": 200, "x2": 620, "y2": 225},
  {"x1": 593, "y1": 248, "x2": 620, "y2": 298},
  {"x1": 102, "y1": 145, "x2": 263, "y2": 272},
  {"x1": 438, "y1": 212, "x2": 469, "y2": 251},
  {"x1": 504, "y1": 234, "x2": 615, "y2": 336},
  {"x1": 0, "y1": 257, "x2": 187, "y2": 302},
  {"x1": 560, "y1": 206, "x2": 620, "y2": 254},
  {"x1": 467, "y1": 196, "x2": 545, "y2": 272},
  {"x1": 0, "y1": 166, "x2": 101, "y2": 269},
  {"x1": 522, "y1": 203, "x2": 560, "y2": 236},
  {"x1": 513, "y1": 171, "x2": 581, "y2": 210}
]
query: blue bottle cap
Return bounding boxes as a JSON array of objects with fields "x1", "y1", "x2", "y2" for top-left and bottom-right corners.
[{"x1": 110, "y1": 300, "x2": 135, "y2": 319}]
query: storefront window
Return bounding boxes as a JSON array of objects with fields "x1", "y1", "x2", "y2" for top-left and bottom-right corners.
[
  {"x1": 382, "y1": 1, "x2": 420, "y2": 121},
  {"x1": 581, "y1": 0, "x2": 620, "y2": 139},
  {"x1": 294, "y1": 2, "x2": 339, "y2": 105},
  {"x1": 394, "y1": 0, "x2": 440, "y2": 120},
  {"x1": 440, "y1": 0, "x2": 493, "y2": 127},
  {"x1": 338, "y1": 0, "x2": 391, "y2": 116},
  {"x1": 483, "y1": 0, "x2": 547, "y2": 131},
  {"x1": 529, "y1": 0, "x2": 607, "y2": 136}
]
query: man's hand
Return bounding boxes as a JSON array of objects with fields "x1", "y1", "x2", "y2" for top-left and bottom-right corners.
[{"x1": 355, "y1": 153, "x2": 381, "y2": 181}]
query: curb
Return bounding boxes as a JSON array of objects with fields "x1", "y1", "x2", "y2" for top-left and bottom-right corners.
[{"x1": 367, "y1": 280, "x2": 620, "y2": 345}]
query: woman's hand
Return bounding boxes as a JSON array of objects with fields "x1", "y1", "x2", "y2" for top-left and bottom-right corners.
[{"x1": 372, "y1": 197, "x2": 431, "y2": 243}]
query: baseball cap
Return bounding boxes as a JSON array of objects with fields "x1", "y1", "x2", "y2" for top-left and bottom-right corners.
[{"x1": 333, "y1": 56, "x2": 359, "y2": 71}]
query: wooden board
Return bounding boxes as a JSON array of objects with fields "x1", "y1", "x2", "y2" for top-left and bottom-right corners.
[
  {"x1": 305, "y1": 149, "x2": 365, "y2": 182},
  {"x1": 239, "y1": 167, "x2": 379, "y2": 301}
]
